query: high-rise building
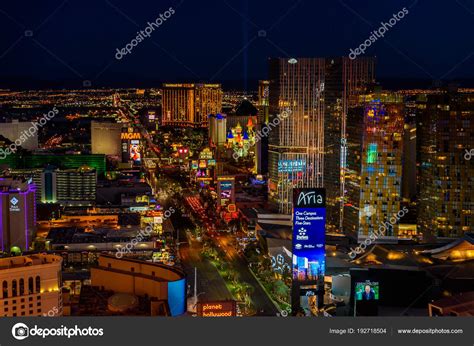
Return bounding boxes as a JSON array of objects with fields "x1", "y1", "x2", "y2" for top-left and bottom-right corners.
[
  {"x1": 258, "y1": 80, "x2": 270, "y2": 107},
  {"x1": 91, "y1": 121, "x2": 123, "y2": 156},
  {"x1": 24, "y1": 154, "x2": 106, "y2": 177},
  {"x1": 4, "y1": 168, "x2": 43, "y2": 203},
  {"x1": 4, "y1": 166, "x2": 96, "y2": 206},
  {"x1": 344, "y1": 92, "x2": 404, "y2": 242},
  {"x1": 268, "y1": 58, "x2": 325, "y2": 214},
  {"x1": 56, "y1": 167, "x2": 97, "y2": 206},
  {"x1": 208, "y1": 113, "x2": 227, "y2": 148},
  {"x1": 161, "y1": 83, "x2": 222, "y2": 128},
  {"x1": 0, "y1": 177, "x2": 36, "y2": 252},
  {"x1": 418, "y1": 89, "x2": 474, "y2": 240},
  {"x1": 324, "y1": 57, "x2": 376, "y2": 233},
  {"x1": 0, "y1": 254, "x2": 63, "y2": 317},
  {"x1": 0, "y1": 120, "x2": 38, "y2": 150},
  {"x1": 256, "y1": 82, "x2": 270, "y2": 174}
]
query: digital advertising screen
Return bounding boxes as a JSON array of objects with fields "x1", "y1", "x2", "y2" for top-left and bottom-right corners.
[
  {"x1": 129, "y1": 140, "x2": 141, "y2": 164},
  {"x1": 292, "y1": 188, "x2": 326, "y2": 282},
  {"x1": 278, "y1": 159, "x2": 306, "y2": 173},
  {"x1": 219, "y1": 180, "x2": 233, "y2": 204},
  {"x1": 355, "y1": 281, "x2": 380, "y2": 301}
]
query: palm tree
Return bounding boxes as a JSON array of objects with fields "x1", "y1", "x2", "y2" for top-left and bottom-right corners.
[{"x1": 273, "y1": 280, "x2": 290, "y2": 301}]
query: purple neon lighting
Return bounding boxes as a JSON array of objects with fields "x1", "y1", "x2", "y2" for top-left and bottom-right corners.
[
  {"x1": 24, "y1": 193, "x2": 29, "y2": 250},
  {"x1": 0, "y1": 196, "x2": 3, "y2": 252},
  {"x1": 0, "y1": 182, "x2": 36, "y2": 251}
]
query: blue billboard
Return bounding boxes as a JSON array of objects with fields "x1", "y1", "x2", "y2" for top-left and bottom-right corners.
[
  {"x1": 292, "y1": 188, "x2": 326, "y2": 282},
  {"x1": 167, "y1": 278, "x2": 186, "y2": 316},
  {"x1": 278, "y1": 159, "x2": 306, "y2": 173}
]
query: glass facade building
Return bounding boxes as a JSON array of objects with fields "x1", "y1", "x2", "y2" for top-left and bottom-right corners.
[
  {"x1": 418, "y1": 90, "x2": 474, "y2": 239},
  {"x1": 268, "y1": 58, "x2": 325, "y2": 214},
  {"x1": 161, "y1": 83, "x2": 223, "y2": 128}
]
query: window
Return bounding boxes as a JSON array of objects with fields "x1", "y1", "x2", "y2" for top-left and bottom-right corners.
[
  {"x1": 12, "y1": 280, "x2": 17, "y2": 297},
  {"x1": 19, "y1": 279, "x2": 24, "y2": 296},
  {"x1": 2, "y1": 281, "x2": 7, "y2": 299},
  {"x1": 35, "y1": 276, "x2": 40, "y2": 293},
  {"x1": 28, "y1": 277, "x2": 34, "y2": 294}
]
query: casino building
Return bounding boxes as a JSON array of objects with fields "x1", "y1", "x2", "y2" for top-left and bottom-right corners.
[
  {"x1": 0, "y1": 177, "x2": 36, "y2": 252},
  {"x1": 161, "y1": 83, "x2": 223, "y2": 128},
  {"x1": 90, "y1": 255, "x2": 186, "y2": 316},
  {"x1": 268, "y1": 58, "x2": 325, "y2": 214},
  {"x1": 91, "y1": 121, "x2": 122, "y2": 157},
  {"x1": 344, "y1": 92, "x2": 404, "y2": 242},
  {"x1": 0, "y1": 254, "x2": 63, "y2": 317}
]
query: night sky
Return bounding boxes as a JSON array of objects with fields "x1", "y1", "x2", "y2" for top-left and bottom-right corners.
[{"x1": 0, "y1": 0, "x2": 473, "y2": 89}]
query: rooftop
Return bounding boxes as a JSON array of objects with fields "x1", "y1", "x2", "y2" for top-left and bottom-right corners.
[{"x1": 0, "y1": 254, "x2": 62, "y2": 270}]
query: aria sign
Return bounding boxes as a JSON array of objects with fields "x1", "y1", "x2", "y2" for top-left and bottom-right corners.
[
  {"x1": 294, "y1": 189, "x2": 325, "y2": 208},
  {"x1": 292, "y1": 188, "x2": 326, "y2": 282}
]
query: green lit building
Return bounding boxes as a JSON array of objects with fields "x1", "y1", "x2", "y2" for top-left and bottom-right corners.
[{"x1": 0, "y1": 153, "x2": 106, "y2": 177}]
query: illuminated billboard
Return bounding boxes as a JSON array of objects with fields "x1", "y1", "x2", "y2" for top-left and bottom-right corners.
[
  {"x1": 121, "y1": 132, "x2": 141, "y2": 140},
  {"x1": 292, "y1": 188, "x2": 326, "y2": 282},
  {"x1": 367, "y1": 143, "x2": 377, "y2": 164},
  {"x1": 355, "y1": 281, "x2": 379, "y2": 301},
  {"x1": 196, "y1": 301, "x2": 237, "y2": 317},
  {"x1": 278, "y1": 159, "x2": 306, "y2": 173},
  {"x1": 217, "y1": 176, "x2": 235, "y2": 207},
  {"x1": 129, "y1": 140, "x2": 141, "y2": 164}
]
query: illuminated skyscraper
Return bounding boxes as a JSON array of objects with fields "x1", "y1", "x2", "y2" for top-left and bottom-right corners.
[
  {"x1": 161, "y1": 83, "x2": 222, "y2": 128},
  {"x1": 258, "y1": 80, "x2": 270, "y2": 107},
  {"x1": 257, "y1": 80, "x2": 270, "y2": 175},
  {"x1": 208, "y1": 113, "x2": 227, "y2": 148},
  {"x1": 0, "y1": 177, "x2": 36, "y2": 252},
  {"x1": 91, "y1": 121, "x2": 122, "y2": 156},
  {"x1": 0, "y1": 120, "x2": 38, "y2": 150},
  {"x1": 55, "y1": 167, "x2": 97, "y2": 206},
  {"x1": 268, "y1": 58, "x2": 325, "y2": 214},
  {"x1": 324, "y1": 57, "x2": 376, "y2": 233},
  {"x1": 418, "y1": 89, "x2": 474, "y2": 240},
  {"x1": 344, "y1": 92, "x2": 404, "y2": 242}
]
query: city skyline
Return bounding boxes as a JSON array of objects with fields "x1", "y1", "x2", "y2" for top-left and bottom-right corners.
[{"x1": 0, "y1": 1, "x2": 473, "y2": 335}]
